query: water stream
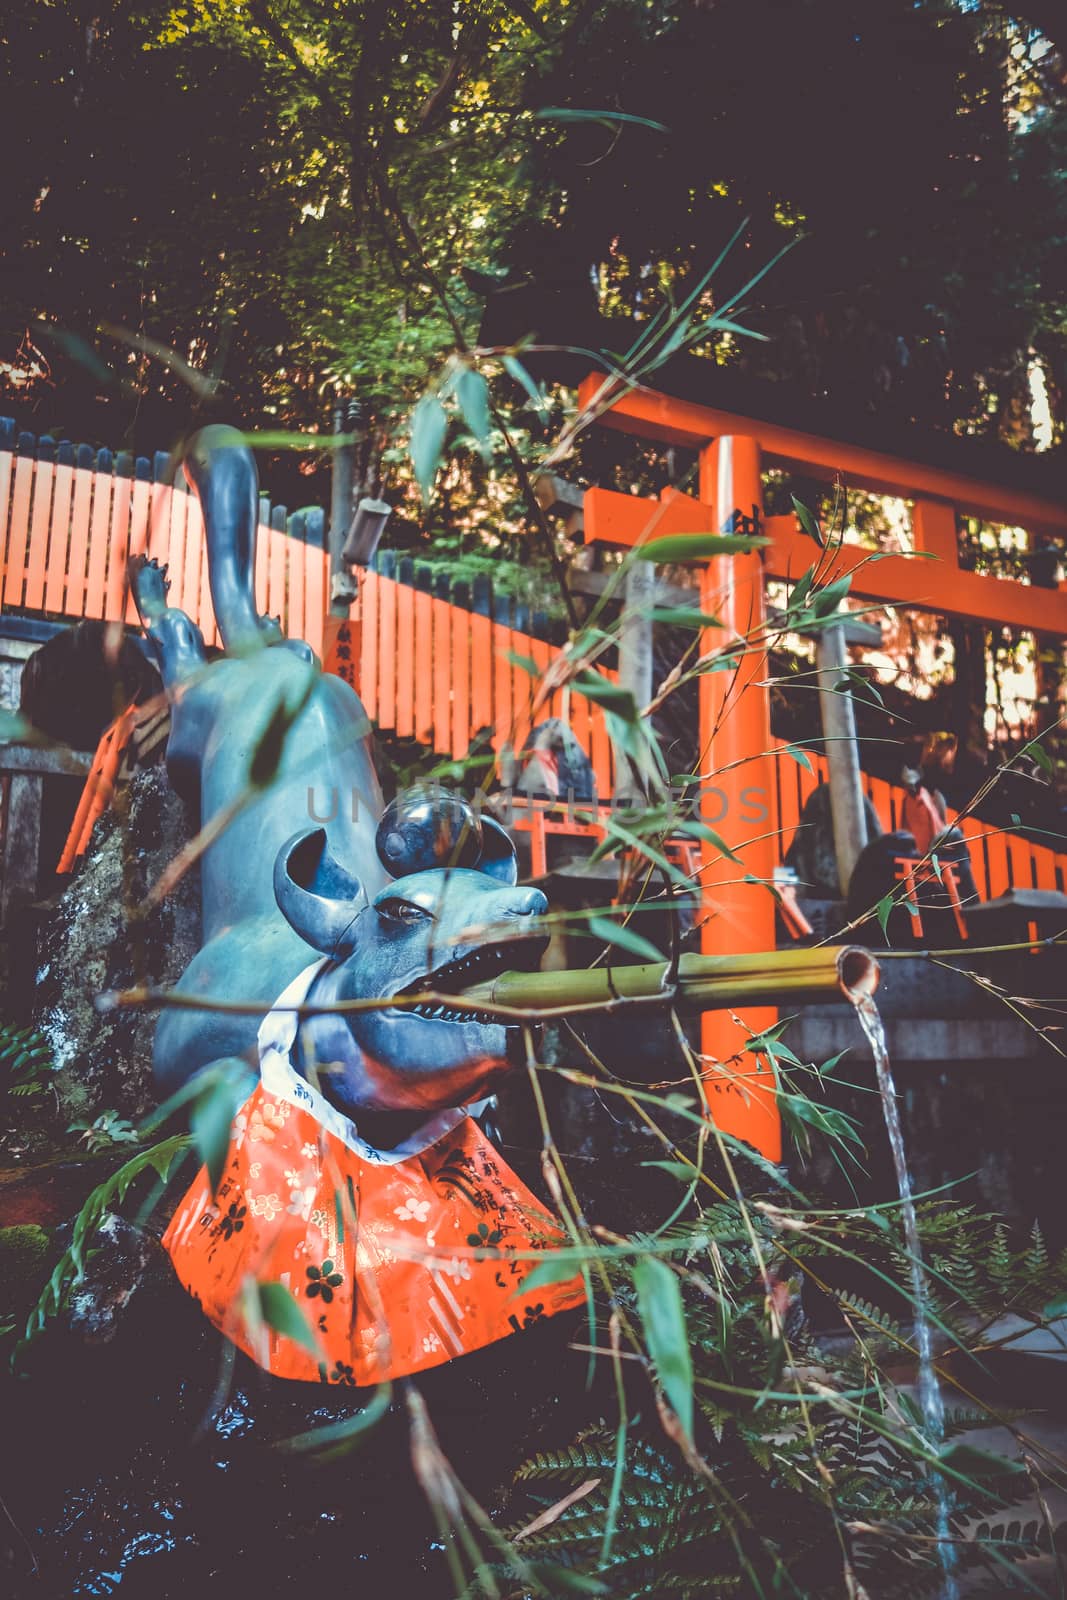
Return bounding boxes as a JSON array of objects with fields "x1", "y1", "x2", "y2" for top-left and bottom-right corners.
[{"x1": 850, "y1": 989, "x2": 958, "y2": 1600}]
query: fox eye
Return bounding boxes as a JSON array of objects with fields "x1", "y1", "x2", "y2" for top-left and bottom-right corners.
[{"x1": 378, "y1": 898, "x2": 430, "y2": 927}]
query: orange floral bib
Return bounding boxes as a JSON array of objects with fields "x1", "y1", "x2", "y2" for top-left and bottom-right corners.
[{"x1": 163, "y1": 963, "x2": 585, "y2": 1387}]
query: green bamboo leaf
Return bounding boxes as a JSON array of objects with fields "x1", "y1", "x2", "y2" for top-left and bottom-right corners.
[
  {"x1": 811, "y1": 575, "x2": 852, "y2": 618},
  {"x1": 506, "y1": 649, "x2": 539, "y2": 677},
  {"x1": 276, "y1": 1382, "x2": 393, "y2": 1459},
  {"x1": 455, "y1": 366, "x2": 492, "y2": 459},
  {"x1": 937, "y1": 1441, "x2": 1025, "y2": 1481},
  {"x1": 190, "y1": 1067, "x2": 247, "y2": 1194},
  {"x1": 782, "y1": 745, "x2": 814, "y2": 772},
  {"x1": 534, "y1": 106, "x2": 670, "y2": 134},
  {"x1": 636, "y1": 533, "x2": 768, "y2": 563},
  {"x1": 574, "y1": 670, "x2": 638, "y2": 722},
  {"x1": 587, "y1": 914, "x2": 662, "y2": 963},
  {"x1": 257, "y1": 1281, "x2": 322, "y2": 1359},
  {"x1": 874, "y1": 893, "x2": 895, "y2": 943},
  {"x1": 410, "y1": 391, "x2": 448, "y2": 504},
  {"x1": 649, "y1": 606, "x2": 723, "y2": 629},
  {"x1": 501, "y1": 353, "x2": 547, "y2": 411},
  {"x1": 633, "y1": 1255, "x2": 693, "y2": 1442},
  {"x1": 674, "y1": 818, "x2": 743, "y2": 864},
  {"x1": 791, "y1": 495, "x2": 825, "y2": 547},
  {"x1": 1020, "y1": 737, "x2": 1053, "y2": 774},
  {"x1": 518, "y1": 1255, "x2": 592, "y2": 1295}
]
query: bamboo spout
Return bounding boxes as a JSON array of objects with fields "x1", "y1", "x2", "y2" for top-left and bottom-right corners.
[{"x1": 463, "y1": 945, "x2": 879, "y2": 1015}]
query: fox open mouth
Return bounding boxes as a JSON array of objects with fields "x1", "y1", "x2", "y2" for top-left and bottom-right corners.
[{"x1": 391, "y1": 935, "x2": 548, "y2": 1024}]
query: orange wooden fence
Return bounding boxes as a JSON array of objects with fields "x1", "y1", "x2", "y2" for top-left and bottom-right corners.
[
  {"x1": 354, "y1": 566, "x2": 617, "y2": 796},
  {"x1": 6, "y1": 424, "x2": 1064, "y2": 894},
  {"x1": 771, "y1": 744, "x2": 1067, "y2": 898},
  {"x1": 0, "y1": 431, "x2": 330, "y2": 657}
]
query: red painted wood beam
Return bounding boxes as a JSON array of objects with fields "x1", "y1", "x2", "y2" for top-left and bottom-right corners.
[{"x1": 578, "y1": 375, "x2": 1067, "y2": 537}]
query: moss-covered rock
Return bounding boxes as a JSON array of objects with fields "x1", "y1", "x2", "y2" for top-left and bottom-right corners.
[
  {"x1": 34, "y1": 763, "x2": 201, "y2": 1123},
  {"x1": 0, "y1": 1222, "x2": 51, "y2": 1318}
]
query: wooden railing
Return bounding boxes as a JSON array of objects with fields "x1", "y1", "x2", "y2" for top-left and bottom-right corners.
[
  {"x1": 354, "y1": 565, "x2": 617, "y2": 796},
  {"x1": 772, "y1": 745, "x2": 1067, "y2": 897},
  {"x1": 0, "y1": 421, "x2": 330, "y2": 656},
  {"x1": 5, "y1": 417, "x2": 1064, "y2": 893}
]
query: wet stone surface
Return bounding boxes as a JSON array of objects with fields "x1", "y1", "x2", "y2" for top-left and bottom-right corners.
[
  {"x1": 34, "y1": 764, "x2": 202, "y2": 1126},
  {"x1": 1, "y1": 1220, "x2": 592, "y2": 1599}
]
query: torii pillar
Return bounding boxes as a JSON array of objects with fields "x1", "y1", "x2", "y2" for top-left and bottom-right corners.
[{"x1": 697, "y1": 436, "x2": 781, "y2": 1162}]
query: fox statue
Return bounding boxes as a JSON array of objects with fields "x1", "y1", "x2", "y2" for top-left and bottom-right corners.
[{"x1": 131, "y1": 426, "x2": 583, "y2": 1385}]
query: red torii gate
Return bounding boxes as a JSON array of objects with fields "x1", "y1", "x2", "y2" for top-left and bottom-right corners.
[{"x1": 578, "y1": 373, "x2": 1067, "y2": 1162}]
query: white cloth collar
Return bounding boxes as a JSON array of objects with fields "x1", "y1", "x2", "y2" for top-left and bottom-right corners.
[{"x1": 255, "y1": 960, "x2": 489, "y2": 1165}]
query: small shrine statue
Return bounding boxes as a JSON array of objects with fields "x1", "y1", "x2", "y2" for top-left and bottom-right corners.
[{"x1": 131, "y1": 427, "x2": 583, "y2": 1386}]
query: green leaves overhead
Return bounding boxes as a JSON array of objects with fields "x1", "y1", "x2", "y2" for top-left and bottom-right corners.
[
  {"x1": 410, "y1": 391, "x2": 449, "y2": 505},
  {"x1": 409, "y1": 362, "x2": 494, "y2": 502},
  {"x1": 791, "y1": 496, "x2": 825, "y2": 547},
  {"x1": 501, "y1": 353, "x2": 547, "y2": 412},
  {"x1": 455, "y1": 366, "x2": 492, "y2": 459},
  {"x1": 635, "y1": 532, "x2": 769, "y2": 564},
  {"x1": 534, "y1": 107, "x2": 670, "y2": 135}
]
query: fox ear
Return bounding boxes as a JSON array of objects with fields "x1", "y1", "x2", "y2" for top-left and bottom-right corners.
[
  {"x1": 274, "y1": 828, "x2": 364, "y2": 955},
  {"x1": 477, "y1": 817, "x2": 518, "y2": 886}
]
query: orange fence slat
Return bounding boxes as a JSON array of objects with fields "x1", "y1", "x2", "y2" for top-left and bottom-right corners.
[
  {"x1": 0, "y1": 450, "x2": 13, "y2": 585},
  {"x1": 359, "y1": 570, "x2": 379, "y2": 721},
  {"x1": 306, "y1": 547, "x2": 326, "y2": 661},
  {"x1": 285, "y1": 523, "x2": 305, "y2": 648},
  {"x1": 267, "y1": 521, "x2": 286, "y2": 632},
  {"x1": 983, "y1": 827, "x2": 1012, "y2": 899},
  {"x1": 956, "y1": 817, "x2": 989, "y2": 901},
  {"x1": 83, "y1": 468, "x2": 114, "y2": 619},
  {"x1": 377, "y1": 572, "x2": 397, "y2": 732},
  {"x1": 589, "y1": 705, "x2": 612, "y2": 803},
  {"x1": 431, "y1": 595, "x2": 453, "y2": 754},
  {"x1": 509, "y1": 641, "x2": 535, "y2": 757},
  {"x1": 1032, "y1": 844, "x2": 1059, "y2": 891},
  {"x1": 469, "y1": 611, "x2": 493, "y2": 743},
  {"x1": 199, "y1": 518, "x2": 220, "y2": 647},
  {"x1": 451, "y1": 602, "x2": 471, "y2": 759},
  {"x1": 253, "y1": 513, "x2": 268, "y2": 621},
  {"x1": 395, "y1": 581, "x2": 415, "y2": 739},
  {"x1": 116, "y1": 473, "x2": 141, "y2": 624},
  {"x1": 127, "y1": 474, "x2": 150, "y2": 561},
  {"x1": 178, "y1": 494, "x2": 201, "y2": 621},
  {"x1": 775, "y1": 752, "x2": 801, "y2": 854},
  {"x1": 24, "y1": 460, "x2": 55, "y2": 613},
  {"x1": 570, "y1": 689, "x2": 592, "y2": 778},
  {"x1": 63, "y1": 467, "x2": 94, "y2": 617},
  {"x1": 5, "y1": 453, "x2": 37, "y2": 607},
  {"x1": 1007, "y1": 834, "x2": 1035, "y2": 892},
  {"x1": 163, "y1": 484, "x2": 186, "y2": 612},
  {"x1": 491, "y1": 620, "x2": 513, "y2": 754},
  {"x1": 413, "y1": 588, "x2": 433, "y2": 744},
  {"x1": 44, "y1": 455, "x2": 75, "y2": 614}
]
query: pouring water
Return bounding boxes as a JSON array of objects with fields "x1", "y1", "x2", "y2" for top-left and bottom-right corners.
[{"x1": 847, "y1": 972, "x2": 959, "y2": 1600}]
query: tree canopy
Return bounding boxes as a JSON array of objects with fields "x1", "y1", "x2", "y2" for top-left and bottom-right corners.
[{"x1": 3, "y1": 0, "x2": 1066, "y2": 470}]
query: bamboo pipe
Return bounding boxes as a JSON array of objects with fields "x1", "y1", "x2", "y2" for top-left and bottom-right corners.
[{"x1": 462, "y1": 945, "x2": 878, "y2": 1015}]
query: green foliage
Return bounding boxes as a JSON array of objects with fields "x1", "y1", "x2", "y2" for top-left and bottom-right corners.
[
  {"x1": 488, "y1": 1207, "x2": 1067, "y2": 1599},
  {"x1": 17, "y1": 1134, "x2": 191, "y2": 1360},
  {"x1": 67, "y1": 1110, "x2": 140, "y2": 1152},
  {"x1": 0, "y1": 1021, "x2": 55, "y2": 1103}
]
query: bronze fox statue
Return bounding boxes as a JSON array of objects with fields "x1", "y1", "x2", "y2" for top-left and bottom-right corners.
[{"x1": 131, "y1": 426, "x2": 547, "y2": 1125}]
